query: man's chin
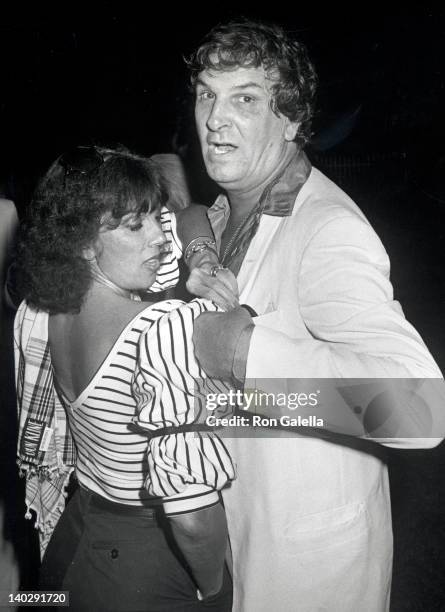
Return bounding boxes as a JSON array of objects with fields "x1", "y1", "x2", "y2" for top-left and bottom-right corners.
[{"x1": 204, "y1": 164, "x2": 242, "y2": 187}]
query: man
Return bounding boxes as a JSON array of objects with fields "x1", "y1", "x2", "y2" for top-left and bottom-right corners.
[{"x1": 188, "y1": 18, "x2": 444, "y2": 612}]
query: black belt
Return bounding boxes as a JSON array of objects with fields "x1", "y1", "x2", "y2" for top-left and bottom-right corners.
[
  {"x1": 129, "y1": 422, "x2": 220, "y2": 438},
  {"x1": 80, "y1": 487, "x2": 159, "y2": 517}
]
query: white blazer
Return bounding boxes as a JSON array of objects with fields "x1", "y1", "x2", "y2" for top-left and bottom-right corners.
[{"x1": 209, "y1": 166, "x2": 443, "y2": 612}]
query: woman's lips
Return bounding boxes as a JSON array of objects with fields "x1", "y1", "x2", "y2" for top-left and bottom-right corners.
[{"x1": 144, "y1": 257, "x2": 161, "y2": 271}]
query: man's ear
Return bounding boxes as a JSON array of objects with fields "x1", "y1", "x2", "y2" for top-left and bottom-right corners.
[{"x1": 284, "y1": 119, "x2": 299, "y2": 142}]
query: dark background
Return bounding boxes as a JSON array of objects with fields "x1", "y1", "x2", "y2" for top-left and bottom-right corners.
[{"x1": 1, "y1": 7, "x2": 445, "y2": 610}]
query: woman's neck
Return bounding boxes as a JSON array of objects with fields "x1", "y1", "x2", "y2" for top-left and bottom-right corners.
[{"x1": 89, "y1": 260, "x2": 140, "y2": 301}]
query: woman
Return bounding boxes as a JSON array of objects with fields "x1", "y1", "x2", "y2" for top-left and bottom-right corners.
[{"x1": 15, "y1": 146, "x2": 236, "y2": 610}]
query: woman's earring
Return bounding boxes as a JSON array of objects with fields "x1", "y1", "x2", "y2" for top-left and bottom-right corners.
[{"x1": 82, "y1": 247, "x2": 96, "y2": 261}]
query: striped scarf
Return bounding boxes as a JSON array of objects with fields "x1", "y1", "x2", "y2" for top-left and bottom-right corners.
[{"x1": 15, "y1": 303, "x2": 76, "y2": 557}]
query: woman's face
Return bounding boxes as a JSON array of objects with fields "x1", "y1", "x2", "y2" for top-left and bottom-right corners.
[{"x1": 92, "y1": 208, "x2": 167, "y2": 291}]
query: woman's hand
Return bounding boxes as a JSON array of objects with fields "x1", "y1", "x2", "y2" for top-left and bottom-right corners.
[
  {"x1": 186, "y1": 259, "x2": 239, "y2": 311},
  {"x1": 178, "y1": 208, "x2": 239, "y2": 310}
]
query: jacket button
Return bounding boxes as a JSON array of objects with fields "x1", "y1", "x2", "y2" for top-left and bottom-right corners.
[{"x1": 111, "y1": 548, "x2": 119, "y2": 559}]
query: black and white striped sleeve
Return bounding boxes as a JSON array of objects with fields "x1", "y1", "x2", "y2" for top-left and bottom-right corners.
[
  {"x1": 132, "y1": 298, "x2": 236, "y2": 515},
  {"x1": 146, "y1": 207, "x2": 181, "y2": 293}
]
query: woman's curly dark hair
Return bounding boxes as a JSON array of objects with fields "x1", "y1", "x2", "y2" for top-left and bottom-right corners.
[
  {"x1": 17, "y1": 147, "x2": 167, "y2": 314},
  {"x1": 186, "y1": 18, "x2": 318, "y2": 146}
]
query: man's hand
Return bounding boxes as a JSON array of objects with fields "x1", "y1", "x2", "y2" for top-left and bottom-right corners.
[{"x1": 193, "y1": 307, "x2": 254, "y2": 382}]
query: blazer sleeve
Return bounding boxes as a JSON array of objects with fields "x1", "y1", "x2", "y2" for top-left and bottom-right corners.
[{"x1": 245, "y1": 213, "x2": 445, "y2": 448}]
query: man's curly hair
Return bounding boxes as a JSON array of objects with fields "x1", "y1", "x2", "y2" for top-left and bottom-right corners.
[
  {"x1": 186, "y1": 18, "x2": 318, "y2": 147},
  {"x1": 17, "y1": 147, "x2": 166, "y2": 314}
]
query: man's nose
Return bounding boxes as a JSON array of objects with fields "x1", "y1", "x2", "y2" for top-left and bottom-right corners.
[{"x1": 206, "y1": 99, "x2": 231, "y2": 131}]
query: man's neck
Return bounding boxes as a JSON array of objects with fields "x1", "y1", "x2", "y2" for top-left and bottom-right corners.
[{"x1": 225, "y1": 145, "x2": 297, "y2": 221}]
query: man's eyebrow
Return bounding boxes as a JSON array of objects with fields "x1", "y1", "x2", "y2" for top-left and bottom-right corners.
[
  {"x1": 195, "y1": 77, "x2": 213, "y2": 89},
  {"x1": 232, "y1": 82, "x2": 264, "y2": 90},
  {"x1": 195, "y1": 78, "x2": 264, "y2": 91}
]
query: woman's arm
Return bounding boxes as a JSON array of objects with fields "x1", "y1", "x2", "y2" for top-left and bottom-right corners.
[
  {"x1": 176, "y1": 204, "x2": 239, "y2": 311},
  {"x1": 168, "y1": 503, "x2": 228, "y2": 600},
  {"x1": 175, "y1": 204, "x2": 216, "y2": 254}
]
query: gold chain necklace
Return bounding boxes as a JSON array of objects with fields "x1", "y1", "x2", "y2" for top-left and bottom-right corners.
[{"x1": 221, "y1": 209, "x2": 255, "y2": 265}]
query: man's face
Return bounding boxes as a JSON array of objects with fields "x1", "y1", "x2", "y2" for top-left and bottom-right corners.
[{"x1": 194, "y1": 65, "x2": 298, "y2": 194}]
